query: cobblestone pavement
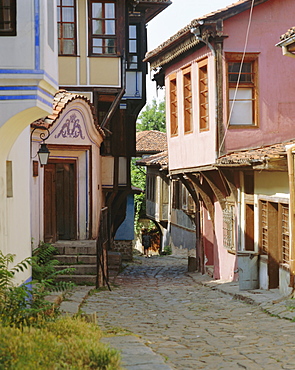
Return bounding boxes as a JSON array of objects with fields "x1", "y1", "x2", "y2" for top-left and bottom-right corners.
[{"x1": 81, "y1": 256, "x2": 295, "y2": 370}]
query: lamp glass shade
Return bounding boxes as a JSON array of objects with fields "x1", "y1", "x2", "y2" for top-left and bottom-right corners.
[{"x1": 37, "y1": 143, "x2": 50, "y2": 165}]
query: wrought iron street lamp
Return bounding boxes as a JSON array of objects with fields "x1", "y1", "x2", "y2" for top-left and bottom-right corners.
[{"x1": 31, "y1": 127, "x2": 51, "y2": 166}]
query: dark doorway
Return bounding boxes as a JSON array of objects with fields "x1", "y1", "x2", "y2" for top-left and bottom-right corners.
[{"x1": 44, "y1": 162, "x2": 76, "y2": 242}]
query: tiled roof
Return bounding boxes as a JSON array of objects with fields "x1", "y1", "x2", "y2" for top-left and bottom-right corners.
[
  {"x1": 145, "y1": 0, "x2": 268, "y2": 64},
  {"x1": 136, "y1": 130, "x2": 167, "y2": 154},
  {"x1": 31, "y1": 90, "x2": 104, "y2": 137},
  {"x1": 136, "y1": 150, "x2": 168, "y2": 168},
  {"x1": 280, "y1": 27, "x2": 295, "y2": 42},
  {"x1": 217, "y1": 140, "x2": 295, "y2": 166}
]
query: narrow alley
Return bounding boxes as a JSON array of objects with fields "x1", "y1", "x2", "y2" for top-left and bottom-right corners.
[{"x1": 81, "y1": 256, "x2": 295, "y2": 370}]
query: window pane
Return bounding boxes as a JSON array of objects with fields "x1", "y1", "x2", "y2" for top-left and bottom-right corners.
[
  {"x1": 63, "y1": 23, "x2": 74, "y2": 38},
  {"x1": 105, "y1": 3, "x2": 115, "y2": 18},
  {"x1": 129, "y1": 25, "x2": 136, "y2": 38},
  {"x1": 229, "y1": 87, "x2": 253, "y2": 125},
  {"x1": 129, "y1": 55, "x2": 137, "y2": 69},
  {"x1": 129, "y1": 39, "x2": 136, "y2": 53},
  {"x1": 106, "y1": 38, "x2": 115, "y2": 53},
  {"x1": 63, "y1": 0, "x2": 74, "y2": 5},
  {"x1": 58, "y1": 23, "x2": 61, "y2": 37},
  {"x1": 92, "y1": 3, "x2": 102, "y2": 18},
  {"x1": 92, "y1": 20, "x2": 102, "y2": 34},
  {"x1": 62, "y1": 7, "x2": 74, "y2": 21},
  {"x1": 63, "y1": 39, "x2": 75, "y2": 54},
  {"x1": 229, "y1": 88, "x2": 252, "y2": 100},
  {"x1": 93, "y1": 38, "x2": 103, "y2": 53},
  {"x1": 105, "y1": 20, "x2": 115, "y2": 35}
]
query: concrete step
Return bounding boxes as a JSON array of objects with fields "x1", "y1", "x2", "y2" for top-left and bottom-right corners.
[{"x1": 56, "y1": 264, "x2": 97, "y2": 275}]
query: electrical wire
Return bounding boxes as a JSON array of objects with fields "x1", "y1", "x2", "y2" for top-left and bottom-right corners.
[{"x1": 218, "y1": 0, "x2": 255, "y2": 156}]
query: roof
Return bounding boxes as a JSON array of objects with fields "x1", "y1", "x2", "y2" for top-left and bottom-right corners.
[
  {"x1": 216, "y1": 139, "x2": 295, "y2": 167},
  {"x1": 31, "y1": 90, "x2": 104, "y2": 138},
  {"x1": 136, "y1": 130, "x2": 167, "y2": 154},
  {"x1": 136, "y1": 150, "x2": 168, "y2": 169},
  {"x1": 145, "y1": 0, "x2": 268, "y2": 68},
  {"x1": 280, "y1": 27, "x2": 295, "y2": 42},
  {"x1": 132, "y1": 0, "x2": 171, "y2": 23}
]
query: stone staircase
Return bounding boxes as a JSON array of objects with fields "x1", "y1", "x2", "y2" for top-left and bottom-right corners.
[{"x1": 53, "y1": 240, "x2": 97, "y2": 285}]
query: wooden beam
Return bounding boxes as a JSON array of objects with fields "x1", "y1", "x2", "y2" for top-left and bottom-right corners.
[{"x1": 186, "y1": 173, "x2": 215, "y2": 227}]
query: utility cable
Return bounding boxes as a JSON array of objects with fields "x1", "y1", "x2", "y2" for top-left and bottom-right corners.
[{"x1": 218, "y1": 0, "x2": 255, "y2": 156}]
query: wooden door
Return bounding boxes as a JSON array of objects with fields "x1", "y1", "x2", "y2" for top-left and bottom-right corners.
[{"x1": 44, "y1": 162, "x2": 76, "y2": 242}]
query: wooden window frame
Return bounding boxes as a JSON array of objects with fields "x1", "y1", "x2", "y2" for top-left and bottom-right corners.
[
  {"x1": 0, "y1": 0, "x2": 16, "y2": 36},
  {"x1": 226, "y1": 52, "x2": 259, "y2": 128},
  {"x1": 169, "y1": 73, "x2": 178, "y2": 137},
  {"x1": 57, "y1": 0, "x2": 77, "y2": 56},
  {"x1": 198, "y1": 59, "x2": 209, "y2": 131},
  {"x1": 183, "y1": 66, "x2": 192, "y2": 134},
  {"x1": 88, "y1": 0, "x2": 117, "y2": 56},
  {"x1": 127, "y1": 23, "x2": 141, "y2": 70}
]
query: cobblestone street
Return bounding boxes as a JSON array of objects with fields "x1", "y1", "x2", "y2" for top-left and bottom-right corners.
[{"x1": 82, "y1": 256, "x2": 295, "y2": 369}]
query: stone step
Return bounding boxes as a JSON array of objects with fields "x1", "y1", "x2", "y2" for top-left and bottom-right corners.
[
  {"x1": 56, "y1": 255, "x2": 97, "y2": 265},
  {"x1": 55, "y1": 245, "x2": 97, "y2": 256},
  {"x1": 56, "y1": 275, "x2": 96, "y2": 285},
  {"x1": 56, "y1": 264, "x2": 97, "y2": 275}
]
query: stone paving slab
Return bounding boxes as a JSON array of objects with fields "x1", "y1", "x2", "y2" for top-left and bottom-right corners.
[{"x1": 102, "y1": 335, "x2": 173, "y2": 370}]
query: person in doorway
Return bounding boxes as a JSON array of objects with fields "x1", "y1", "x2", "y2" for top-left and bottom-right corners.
[{"x1": 142, "y1": 229, "x2": 151, "y2": 257}]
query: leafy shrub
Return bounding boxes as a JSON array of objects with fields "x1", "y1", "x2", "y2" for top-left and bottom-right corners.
[
  {"x1": 163, "y1": 245, "x2": 172, "y2": 255},
  {"x1": 0, "y1": 316, "x2": 121, "y2": 369}
]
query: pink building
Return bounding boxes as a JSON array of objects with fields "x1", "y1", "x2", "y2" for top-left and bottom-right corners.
[{"x1": 145, "y1": 0, "x2": 295, "y2": 294}]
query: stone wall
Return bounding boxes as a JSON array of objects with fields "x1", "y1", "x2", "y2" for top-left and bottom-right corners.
[{"x1": 112, "y1": 240, "x2": 133, "y2": 261}]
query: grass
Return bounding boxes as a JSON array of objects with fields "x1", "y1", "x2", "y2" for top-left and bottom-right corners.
[{"x1": 0, "y1": 316, "x2": 121, "y2": 369}]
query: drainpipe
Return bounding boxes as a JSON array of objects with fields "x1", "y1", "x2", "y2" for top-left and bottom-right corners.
[
  {"x1": 191, "y1": 27, "x2": 219, "y2": 159},
  {"x1": 285, "y1": 144, "x2": 295, "y2": 290}
]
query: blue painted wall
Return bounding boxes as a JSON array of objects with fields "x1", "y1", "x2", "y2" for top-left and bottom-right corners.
[{"x1": 115, "y1": 194, "x2": 135, "y2": 241}]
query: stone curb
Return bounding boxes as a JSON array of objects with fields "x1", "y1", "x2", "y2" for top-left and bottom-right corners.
[{"x1": 188, "y1": 272, "x2": 295, "y2": 321}]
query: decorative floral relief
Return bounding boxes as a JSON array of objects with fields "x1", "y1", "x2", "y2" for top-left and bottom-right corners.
[{"x1": 55, "y1": 114, "x2": 85, "y2": 139}]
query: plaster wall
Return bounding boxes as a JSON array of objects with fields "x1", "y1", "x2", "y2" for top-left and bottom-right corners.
[
  {"x1": 223, "y1": 0, "x2": 295, "y2": 151},
  {"x1": 165, "y1": 49, "x2": 216, "y2": 171},
  {"x1": 255, "y1": 171, "x2": 289, "y2": 197},
  {"x1": 6, "y1": 128, "x2": 32, "y2": 286},
  {"x1": 213, "y1": 202, "x2": 237, "y2": 281}
]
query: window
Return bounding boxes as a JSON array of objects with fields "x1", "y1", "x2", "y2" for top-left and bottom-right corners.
[
  {"x1": 199, "y1": 59, "x2": 209, "y2": 131},
  {"x1": 57, "y1": 0, "x2": 77, "y2": 55},
  {"x1": 146, "y1": 174, "x2": 156, "y2": 202},
  {"x1": 89, "y1": 1, "x2": 116, "y2": 55},
  {"x1": 170, "y1": 74, "x2": 178, "y2": 136},
  {"x1": 0, "y1": 0, "x2": 16, "y2": 36},
  {"x1": 259, "y1": 199, "x2": 289, "y2": 263},
  {"x1": 226, "y1": 53, "x2": 258, "y2": 127},
  {"x1": 183, "y1": 66, "x2": 192, "y2": 133},
  {"x1": 128, "y1": 24, "x2": 138, "y2": 70}
]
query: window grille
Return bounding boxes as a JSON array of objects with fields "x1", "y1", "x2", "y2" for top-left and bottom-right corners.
[
  {"x1": 223, "y1": 203, "x2": 235, "y2": 252},
  {"x1": 281, "y1": 204, "x2": 289, "y2": 264},
  {"x1": 260, "y1": 200, "x2": 268, "y2": 254}
]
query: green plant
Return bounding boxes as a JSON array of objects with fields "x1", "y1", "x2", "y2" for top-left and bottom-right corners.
[
  {"x1": 0, "y1": 251, "x2": 55, "y2": 329},
  {"x1": 32, "y1": 241, "x2": 76, "y2": 292},
  {"x1": 0, "y1": 243, "x2": 76, "y2": 330},
  {"x1": 0, "y1": 316, "x2": 121, "y2": 369},
  {"x1": 163, "y1": 245, "x2": 172, "y2": 255}
]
